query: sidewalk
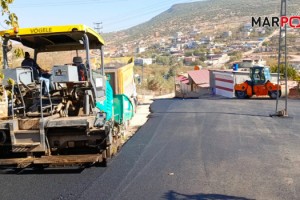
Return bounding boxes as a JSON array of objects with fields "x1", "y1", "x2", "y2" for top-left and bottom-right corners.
[
  {"x1": 125, "y1": 93, "x2": 175, "y2": 141},
  {"x1": 125, "y1": 95, "x2": 153, "y2": 140}
]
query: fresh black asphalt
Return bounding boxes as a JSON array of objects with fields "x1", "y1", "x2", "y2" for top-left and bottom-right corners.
[{"x1": 0, "y1": 97, "x2": 299, "y2": 200}]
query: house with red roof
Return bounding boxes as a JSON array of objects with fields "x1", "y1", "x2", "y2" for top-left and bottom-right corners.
[{"x1": 175, "y1": 69, "x2": 210, "y2": 98}]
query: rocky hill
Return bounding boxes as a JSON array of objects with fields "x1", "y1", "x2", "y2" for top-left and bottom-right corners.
[{"x1": 104, "y1": 0, "x2": 300, "y2": 45}]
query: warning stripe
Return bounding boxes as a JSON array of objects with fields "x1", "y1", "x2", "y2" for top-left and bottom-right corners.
[
  {"x1": 216, "y1": 86, "x2": 234, "y2": 92},
  {"x1": 215, "y1": 78, "x2": 234, "y2": 83},
  {"x1": 215, "y1": 81, "x2": 233, "y2": 90}
]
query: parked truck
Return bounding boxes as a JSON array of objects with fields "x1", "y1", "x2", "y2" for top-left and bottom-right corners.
[
  {"x1": 0, "y1": 24, "x2": 133, "y2": 168},
  {"x1": 104, "y1": 57, "x2": 136, "y2": 99},
  {"x1": 104, "y1": 57, "x2": 137, "y2": 126}
]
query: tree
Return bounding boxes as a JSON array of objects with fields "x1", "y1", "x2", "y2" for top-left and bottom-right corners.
[
  {"x1": 228, "y1": 51, "x2": 242, "y2": 62},
  {"x1": 262, "y1": 41, "x2": 270, "y2": 46},
  {"x1": 167, "y1": 64, "x2": 180, "y2": 77},
  {"x1": 191, "y1": 60, "x2": 202, "y2": 66},
  {"x1": 199, "y1": 55, "x2": 207, "y2": 62},
  {"x1": 1, "y1": 1, "x2": 18, "y2": 64},
  {"x1": 184, "y1": 51, "x2": 193, "y2": 57},
  {"x1": 193, "y1": 48, "x2": 206, "y2": 56},
  {"x1": 147, "y1": 73, "x2": 164, "y2": 91},
  {"x1": 156, "y1": 56, "x2": 170, "y2": 65},
  {"x1": 270, "y1": 63, "x2": 299, "y2": 81},
  {"x1": 1, "y1": 0, "x2": 18, "y2": 27}
]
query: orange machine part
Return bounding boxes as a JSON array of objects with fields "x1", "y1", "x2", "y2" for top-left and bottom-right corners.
[
  {"x1": 246, "y1": 86, "x2": 253, "y2": 97},
  {"x1": 234, "y1": 82, "x2": 248, "y2": 91},
  {"x1": 253, "y1": 85, "x2": 268, "y2": 96},
  {"x1": 265, "y1": 81, "x2": 281, "y2": 91}
]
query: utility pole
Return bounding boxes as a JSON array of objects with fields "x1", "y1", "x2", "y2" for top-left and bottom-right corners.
[
  {"x1": 93, "y1": 22, "x2": 103, "y2": 74},
  {"x1": 271, "y1": 0, "x2": 288, "y2": 117},
  {"x1": 93, "y1": 22, "x2": 103, "y2": 34}
]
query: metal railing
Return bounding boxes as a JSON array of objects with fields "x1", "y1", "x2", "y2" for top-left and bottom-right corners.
[{"x1": 39, "y1": 79, "x2": 53, "y2": 119}]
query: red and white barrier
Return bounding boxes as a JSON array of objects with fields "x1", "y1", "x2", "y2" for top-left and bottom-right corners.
[{"x1": 213, "y1": 72, "x2": 234, "y2": 98}]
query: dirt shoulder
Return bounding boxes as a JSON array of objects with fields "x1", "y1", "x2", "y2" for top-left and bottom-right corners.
[{"x1": 125, "y1": 93, "x2": 175, "y2": 140}]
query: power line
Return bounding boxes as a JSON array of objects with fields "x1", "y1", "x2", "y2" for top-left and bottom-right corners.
[
  {"x1": 101, "y1": 0, "x2": 201, "y2": 24},
  {"x1": 10, "y1": 0, "x2": 202, "y2": 32},
  {"x1": 101, "y1": 0, "x2": 190, "y2": 31},
  {"x1": 102, "y1": 0, "x2": 176, "y2": 23},
  {"x1": 104, "y1": 7, "x2": 171, "y2": 31},
  {"x1": 13, "y1": 0, "x2": 199, "y2": 8},
  {"x1": 11, "y1": 0, "x2": 126, "y2": 8}
]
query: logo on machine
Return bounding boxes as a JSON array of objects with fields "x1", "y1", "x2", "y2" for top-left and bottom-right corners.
[
  {"x1": 30, "y1": 27, "x2": 52, "y2": 34},
  {"x1": 252, "y1": 16, "x2": 300, "y2": 28}
]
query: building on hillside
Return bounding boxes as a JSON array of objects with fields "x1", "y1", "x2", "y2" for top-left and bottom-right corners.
[
  {"x1": 243, "y1": 23, "x2": 253, "y2": 32},
  {"x1": 201, "y1": 36, "x2": 214, "y2": 44},
  {"x1": 134, "y1": 58, "x2": 153, "y2": 66},
  {"x1": 222, "y1": 31, "x2": 232, "y2": 38},
  {"x1": 187, "y1": 41, "x2": 200, "y2": 49},
  {"x1": 205, "y1": 54, "x2": 230, "y2": 68},
  {"x1": 240, "y1": 57, "x2": 266, "y2": 68},
  {"x1": 170, "y1": 47, "x2": 182, "y2": 54},
  {"x1": 256, "y1": 27, "x2": 266, "y2": 35},
  {"x1": 241, "y1": 31, "x2": 251, "y2": 38},
  {"x1": 184, "y1": 56, "x2": 199, "y2": 65},
  {"x1": 175, "y1": 32, "x2": 183, "y2": 39},
  {"x1": 138, "y1": 40, "x2": 145, "y2": 45},
  {"x1": 121, "y1": 46, "x2": 129, "y2": 53},
  {"x1": 136, "y1": 47, "x2": 147, "y2": 54},
  {"x1": 189, "y1": 26, "x2": 201, "y2": 37}
]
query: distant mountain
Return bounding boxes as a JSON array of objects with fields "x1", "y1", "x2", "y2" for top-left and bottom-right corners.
[{"x1": 104, "y1": 0, "x2": 300, "y2": 45}]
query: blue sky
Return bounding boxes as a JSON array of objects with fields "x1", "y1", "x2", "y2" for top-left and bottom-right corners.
[{"x1": 2, "y1": 0, "x2": 202, "y2": 33}]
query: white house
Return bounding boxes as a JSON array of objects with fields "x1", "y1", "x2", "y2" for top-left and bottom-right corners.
[
  {"x1": 136, "y1": 47, "x2": 147, "y2": 54},
  {"x1": 205, "y1": 54, "x2": 230, "y2": 67},
  {"x1": 222, "y1": 31, "x2": 232, "y2": 38},
  {"x1": 175, "y1": 32, "x2": 183, "y2": 39},
  {"x1": 201, "y1": 36, "x2": 214, "y2": 44},
  {"x1": 241, "y1": 57, "x2": 266, "y2": 68},
  {"x1": 134, "y1": 58, "x2": 153, "y2": 66}
]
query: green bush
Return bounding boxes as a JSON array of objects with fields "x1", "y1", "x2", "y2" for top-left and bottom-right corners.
[
  {"x1": 156, "y1": 56, "x2": 170, "y2": 65},
  {"x1": 147, "y1": 72, "x2": 175, "y2": 92},
  {"x1": 147, "y1": 73, "x2": 165, "y2": 91},
  {"x1": 270, "y1": 64, "x2": 299, "y2": 80}
]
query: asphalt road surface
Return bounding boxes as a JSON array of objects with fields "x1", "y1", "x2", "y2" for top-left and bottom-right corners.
[{"x1": 0, "y1": 96, "x2": 300, "y2": 200}]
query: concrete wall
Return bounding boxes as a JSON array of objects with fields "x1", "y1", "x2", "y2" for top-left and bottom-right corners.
[
  {"x1": 213, "y1": 71, "x2": 235, "y2": 98},
  {"x1": 233, "y1": 71, "x2": 251, "y2": 84}
]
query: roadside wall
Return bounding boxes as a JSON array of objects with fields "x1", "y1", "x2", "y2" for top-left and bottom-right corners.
[{"x1": 213, "y1": 71, "x2": 235, "y2": 98}]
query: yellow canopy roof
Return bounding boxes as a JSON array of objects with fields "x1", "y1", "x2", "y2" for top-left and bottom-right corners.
[{"x1": 0, "y1": 24, "x2": 105, "y2": 52}]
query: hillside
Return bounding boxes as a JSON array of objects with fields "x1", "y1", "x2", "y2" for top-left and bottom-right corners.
[{"x1": 104, "y1": 0, "x2": 300, "y2": 45}]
